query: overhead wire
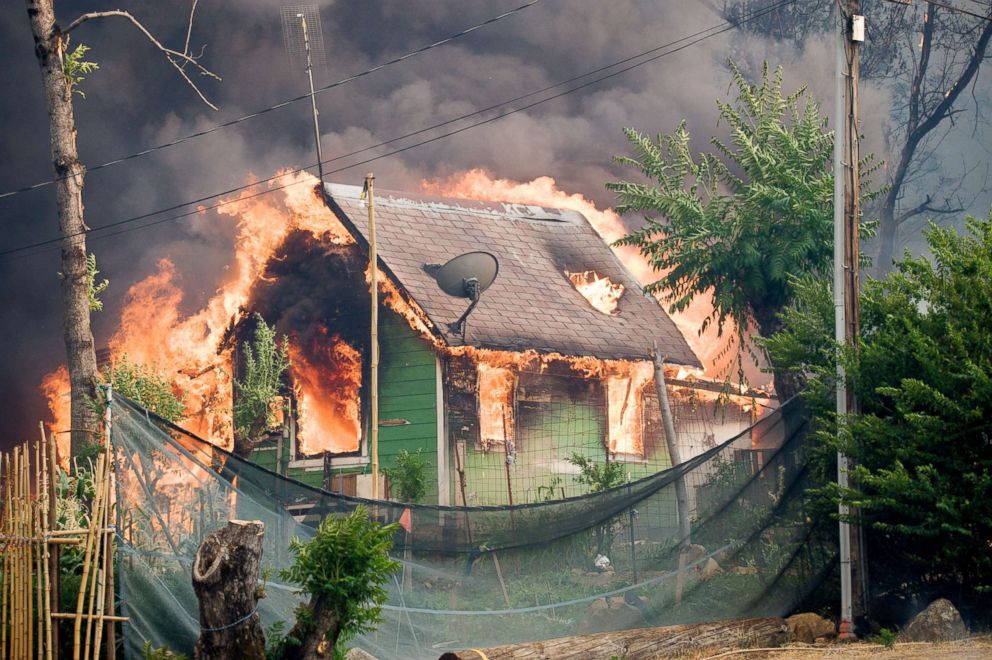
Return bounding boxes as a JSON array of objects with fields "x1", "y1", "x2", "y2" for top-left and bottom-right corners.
[
  {"x1": 0, "y1": 0, "x2": 800, "y2": 262},
  {"x1": 881, "y1": 0, "x2": 992, "y2": 21},
  {"x1": 0, "y1": 0, "x2": 543, "y2": 201}
]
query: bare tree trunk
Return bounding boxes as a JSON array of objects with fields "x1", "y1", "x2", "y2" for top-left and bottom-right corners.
[
  {"x1": 281, "y1": 594, "x2": 342, "y2": 660},
  {"x1": 25, "y1": 0, "x2": 99, "y2": 456},
  {"x1": 192, "y1": 520, "x2": 267, "y2": 660},
  {"x1": 874, "y1": 6, "x2": 992, "y2": 275}
]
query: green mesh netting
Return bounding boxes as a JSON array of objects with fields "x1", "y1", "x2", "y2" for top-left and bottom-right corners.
[{"x1": 111, "y1": 395, "x2": 830, "y2": 658}]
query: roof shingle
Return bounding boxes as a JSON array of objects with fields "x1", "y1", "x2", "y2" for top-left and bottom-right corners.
[{"x1": 324, "y1": 183, "x2": 700, "y2": 367}]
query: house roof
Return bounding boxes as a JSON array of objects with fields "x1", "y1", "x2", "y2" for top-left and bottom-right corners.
[{"x1": 323, "y1": 183, "x2": 700, "y2": 367}]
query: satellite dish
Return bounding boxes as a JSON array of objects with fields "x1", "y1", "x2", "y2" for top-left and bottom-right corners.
[
  {"x1": 429, "y1": 252, "x2": 499, "y2": 340},
  {"x1": 433, "y1": 252, "x2": 499, "y2": 300}
]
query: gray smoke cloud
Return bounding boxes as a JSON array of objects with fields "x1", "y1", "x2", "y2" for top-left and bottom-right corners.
[{"x1": 0, "y1": 0, "x2": 988, "y2": 448}]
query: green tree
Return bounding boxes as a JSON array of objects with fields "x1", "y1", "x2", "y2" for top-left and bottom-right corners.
[
  {"x1": 233, "y1": 314, "x2": 289, "y2": 456},
  {"x1": 276, "y1": 506, "x2": 399, "y2": 659},
  {"x1": 105, "y1": 354, "x2": 185, "y2": 422},
  {"x1": 608, "y1": 62, "x2": 874, "y2": 398},
  {"x1": 765, "y1": 211, "x2": 992, "y2": 612}
]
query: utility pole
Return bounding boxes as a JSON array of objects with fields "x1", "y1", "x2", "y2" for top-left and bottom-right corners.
[
  {"x1": 299, "y1": 13, "x2": 325, "y2": 186},
  {"x1": 362, "y1": 173, "x2": 380, "y2": 499},
  {"x1": 833, "y1": 0, "x2": 867, "y2": 639}
]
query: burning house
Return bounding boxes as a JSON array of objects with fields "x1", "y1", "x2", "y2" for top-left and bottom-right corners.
[{"x1": 238, "y1": 182, "x2": 773, "y2": 505}]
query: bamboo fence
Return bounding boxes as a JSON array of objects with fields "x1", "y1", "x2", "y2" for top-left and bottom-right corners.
[{"x1": 0, "y1": 406, "x2": 125, "y2": 660}]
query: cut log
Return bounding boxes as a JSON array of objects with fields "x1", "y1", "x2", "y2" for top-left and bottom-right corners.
[
  {"x1": 438, "y1": 616, "x2": 788, "y2": 660},
  {"x1": 192, "y1": 520, "x2": 266, "y2": 660}
]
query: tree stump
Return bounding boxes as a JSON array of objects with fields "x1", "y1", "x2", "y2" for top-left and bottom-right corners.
[
  {"x1": 192, "y1": 520, "x2": 267, "y2": 660},
  {"x1": 439, "y1": 616, "x2": 788, "y2": 659}
]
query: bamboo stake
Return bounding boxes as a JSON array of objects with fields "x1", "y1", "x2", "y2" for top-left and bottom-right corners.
[
  {"x1": 40, "y1": 425, "x2": 54, "y2": 660},
  {"x1": 20, "y1": 447, "x2": 29, "y2": 659},
  {"x1": 93, "y1": 387, "x2": 115, "y2": 660},
  {"x1": 1, "y1": 453, "x2": 9, "y2": 659},
  {"x1": 82, "y1": 451, "x2": 111, "y2": 660},
  {"x1": 47, "y1": 423, "x2": 61, "y2": 659},
  {"x1": 73, "y1": 453, "x2": 106, "y2": 660},
  {"x1": 35, "y1": 436, "x2": 45, "y2": 660}
]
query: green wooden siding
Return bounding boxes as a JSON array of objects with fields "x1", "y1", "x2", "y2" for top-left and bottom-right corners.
[
  {"x1": 247, "y1": 310, "x2": 440, "y2": 501},
  {"x1": 376, "y1": 311, "x2": 440, "y2": 502}
]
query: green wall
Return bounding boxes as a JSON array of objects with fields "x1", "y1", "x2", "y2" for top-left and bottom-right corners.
[{"x1": 248, "y1": 310, "x2": 441, "y2": 501}]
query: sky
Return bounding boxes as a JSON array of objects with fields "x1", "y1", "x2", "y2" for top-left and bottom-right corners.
[{"x1": 0, "y1": 0, "x2": 989, "y2": 449}]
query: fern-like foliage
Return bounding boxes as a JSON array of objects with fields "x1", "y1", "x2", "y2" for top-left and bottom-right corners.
[
  {"x1": 62, "y1": 43, "x2": 99, "y2": 99},
  {"x1": 608, "y1": 61, "x2": 876, "y2": 378},
  {"x1": 233, "y1": 314, "x2": 289, "y2": 450},
  {"x1": 105, "y1": 354, "x2": 186, "y2": 423},
  {"x1": 281, "y1": 506, "x2": 399, "y2": 652},
  {"x1": 86, "y1": 253, "x2": 109, "y2": 312}
]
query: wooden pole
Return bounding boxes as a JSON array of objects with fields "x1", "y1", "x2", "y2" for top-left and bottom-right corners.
[
  {"x1": 35, "y1": 436, "x2": 45, "y2": 660},
  {"x1": 73, "y1": 453, "x2": 106, "y2": 660},
  {"x1": 1, "y1": 453, "x2": 9, "y2": 658},
  {"x1": 652, "y1": 348, "x2": 691, "y2": 608},
  {"x1": 40, "y1": 425, "x2": 55, "y2": 660},
  {"x1": 365, "y1": 172, "x2": 381, "y2": 500},
  {"x1": 48, "y1": 425, "x2": 61, "y2": 656}
]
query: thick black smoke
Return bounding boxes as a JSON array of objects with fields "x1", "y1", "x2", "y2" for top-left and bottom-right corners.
[{"x1": 0, "y1": 0, "x2": 988, "y2": 450}]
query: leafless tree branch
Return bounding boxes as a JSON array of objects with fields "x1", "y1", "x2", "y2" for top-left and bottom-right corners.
[
  {"x1": 63, "y1": 9, "x2": 220, "y2": 110},
  {"x1": 181, "y1": 0, "x2": 199, "y2": 72}
]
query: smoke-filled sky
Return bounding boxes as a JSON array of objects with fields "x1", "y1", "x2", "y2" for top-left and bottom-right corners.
[{"x1": 0, "y1": 0, "x2": 989, "y2": 449}]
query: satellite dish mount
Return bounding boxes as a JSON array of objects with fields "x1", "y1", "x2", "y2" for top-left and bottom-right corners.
[{"x1": 430, "y1": 252, "x2": 499, "y2": 342}]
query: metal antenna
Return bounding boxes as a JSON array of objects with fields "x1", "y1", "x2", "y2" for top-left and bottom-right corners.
[{"x1": 281, "y1": 6, "x2": 326, "y2": 185}]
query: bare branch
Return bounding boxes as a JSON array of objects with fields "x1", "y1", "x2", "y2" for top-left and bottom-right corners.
[
  {"x1": 180, "y1": 0, "x2": 199, "y2": 72},
  {"x1": 896, "y1": 193, "x2": 964, "y2": 225},
  {"x1": 63, "y1": 9, "x2": 220, "y2": 110}
]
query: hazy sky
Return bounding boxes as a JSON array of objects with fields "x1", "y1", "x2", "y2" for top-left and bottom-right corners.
[{"x1": 0, "y1": 0, "x2": 988, "y2": 447}]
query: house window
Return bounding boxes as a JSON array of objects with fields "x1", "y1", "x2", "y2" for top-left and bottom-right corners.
[
  {"x1": 287, "y1": 334, "x2": 367, "y2": 468},
  {"x1": 605, "y1": 363, "x2": 654, "y2": 460}
]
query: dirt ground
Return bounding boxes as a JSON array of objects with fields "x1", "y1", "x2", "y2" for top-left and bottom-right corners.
[{"x1": 694, "y1": 636, "x2": 992, "y2": 659}]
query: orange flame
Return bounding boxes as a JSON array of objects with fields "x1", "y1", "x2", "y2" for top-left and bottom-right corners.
[
  {"x1": 289, "y1": 332, "x2": 362, "y2": 456},
  {"x1": 421, "y1": 169, "x2": 761, "y2": 382},
  {"x1": 41, "y1": 365, "x2": 70, "y2": 465},
  {"x1": 566, "y1": 270, "x2": 625, "y2": 315},
  {"x1": 477, "y1": 363, "x2": 516, "y2": 449}
]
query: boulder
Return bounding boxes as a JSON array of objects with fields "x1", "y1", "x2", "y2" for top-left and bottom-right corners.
[
  {"x1": 700, "y1": 558, "x2": 724, "y2": 579},
  {"x1": 898, "y1": 598, "x2": 968, "y2": 642},
  {"x1": 786, "y1": 612, "x2": 835, "y2": 643},
  {"x1": 578, "y1": 596, "x2": 647, "y2": 634},
  {"x1": 345, "y1": 649, "x2": 377, "y2": 660}
]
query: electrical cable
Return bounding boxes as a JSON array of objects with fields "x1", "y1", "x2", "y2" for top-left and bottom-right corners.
[
  {"x1": 0, "y1": 0, "x2": 543, "y2": 200},
  {"x1": 882, "y1": 0, "x2": 992, "y2": 21},
  {"x1": 0, "y1": 0, "x2": 799, "y2": 261}
]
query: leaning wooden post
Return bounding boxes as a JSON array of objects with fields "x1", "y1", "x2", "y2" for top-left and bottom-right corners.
[
  {"x1": 363, "y1": 172, "x2": 381, "y2": 500},
  {"x1": 652, "y1": 346, "x2": 691, "y2": 607}
]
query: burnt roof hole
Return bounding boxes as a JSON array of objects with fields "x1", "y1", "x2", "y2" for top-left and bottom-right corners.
[{"x1": 565, "y1": 269, "x2": 625, "y2": 316}]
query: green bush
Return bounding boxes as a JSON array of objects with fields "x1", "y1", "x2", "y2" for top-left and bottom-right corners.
[
  {"x1": 386, "y1": 448, "x2": 429, "y2": 503},
  {"x1": 279, "y1": 506, "x2": 400, "y2": 654}
]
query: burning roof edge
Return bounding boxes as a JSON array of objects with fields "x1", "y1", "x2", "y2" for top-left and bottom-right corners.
[{"x1": 320, "y1": 181, "x2": 702, "y2": 369}]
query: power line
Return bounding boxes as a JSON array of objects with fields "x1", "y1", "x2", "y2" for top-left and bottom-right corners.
[
  {"x1": 0, "y1": 0, "x2": 543, "y2": 201},
  {"x1": 0, "y1": 0, "x2": 799, "y2": 261},
  {"x1": 882, "y1": 0, "x2": 992, "y2": 21}
]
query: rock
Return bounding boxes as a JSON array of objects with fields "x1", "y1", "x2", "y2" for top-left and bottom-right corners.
[
  {"x1": 579, "y1": 596, "x2": 647, "y2": 634},
  {"x1": 898, "y1": 598, "x2": 968, "y2": 642},
  {"x1": 732, "y1": 565, "x2": 758, "y2": 575},
  {"x1": 685, "y1": 544, "x2": 707, "y2": 563},
  {"x1": 700, "y1": 558, "x2": 724, "y2": 579},
  {"x1": 345, "y1": 649, "x2": 377, "y2": 660},
  {"x1": 786, "y1": 612, "x2": 836, "y2": 643}
]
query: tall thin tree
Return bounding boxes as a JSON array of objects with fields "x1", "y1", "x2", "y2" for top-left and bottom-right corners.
[{"x1": 24, "y1": 0, "x2": 218, "y2": 455}]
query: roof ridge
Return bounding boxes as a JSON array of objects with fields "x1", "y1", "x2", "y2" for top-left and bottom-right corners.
[{"x1": 324, "y1": 182, "x2": 576, "y2": 224}]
